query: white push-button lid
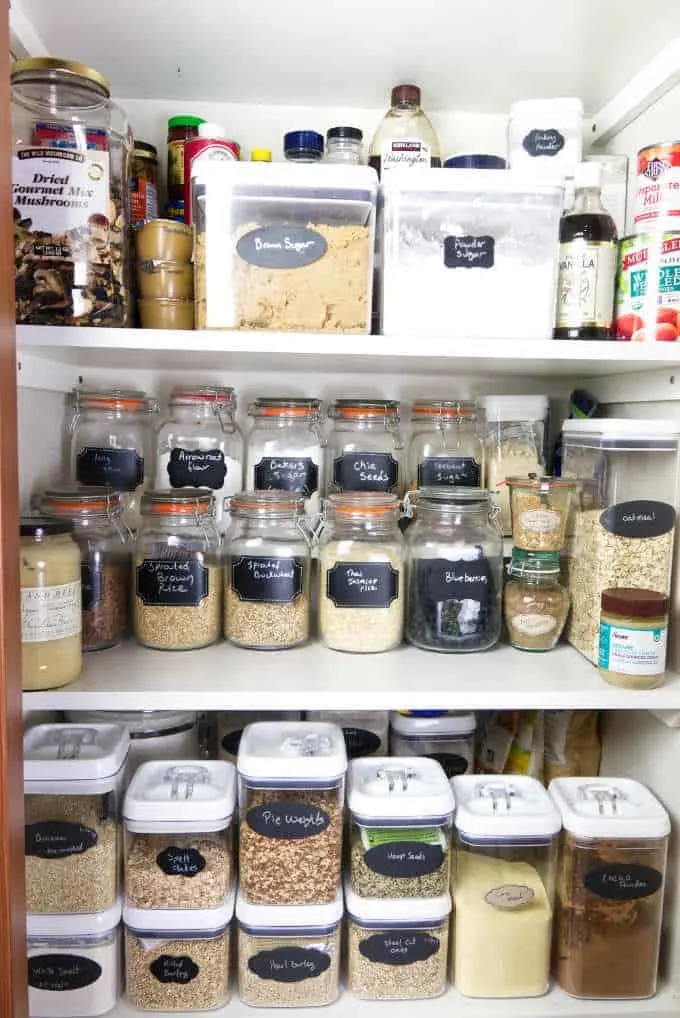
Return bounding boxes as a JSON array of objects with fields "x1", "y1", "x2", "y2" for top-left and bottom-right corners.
[
  {"x1": 453, "y1": 775, "x2": 561, "y2": 840},
  {"x1": 24, "y1": 723, "x2": 129, "y2": 789},
  {"x1": 124, "y1": 760, "x2": 236, "y2": 831},
  {"x1": 237, "y1": 721, "x2": 347, "y2": 783},
  {"x1": 348, "y1": 757, "x2": 454, "y2": 822},
  {"x1": 549, "y1": 777, "x2": 670, "y2": 840}
]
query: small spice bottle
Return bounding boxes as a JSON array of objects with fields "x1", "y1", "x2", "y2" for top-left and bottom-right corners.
[
  {"x1": 167, "y1": 115, "x2": 204, "y2": 209},
  {"x1": 326, "y1": 399, "x2": 403, "y2": 496},
  {"x1": 246, "y1": 397, "x2": 324, "y2": 516},
  {"x1": 408, "y1": 400, "x2": 484, "y2": 490},
  {"x1": 325, "y1": 126, "x2": 363, "y2": 164},
  {"x1": 130, "y1": 141, "x2": 159, "y2": 226},
  {"x1": 225, "y1": 491, "x2": 312, "y2": 650},
  {"x1": 507, "y1": 474, "x2": 576, "y2": 552},
  {"x1": 284, "y1": 130, "x2": 324, "y2": 162},
  {"x1": 599, "y1": 587, "x2": 669, "y2": 688},
  {"x1": 504, "y1": 549, "x2": 569, "y2": 652}
]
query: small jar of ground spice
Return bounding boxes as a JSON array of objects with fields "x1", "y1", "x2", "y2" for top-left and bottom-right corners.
[
  {"x1": 39, "y1": 487, "x2": 131, "y2": 652},
  {"x1": 504, "y1": 549, "x2": 569, "y2": 652}
]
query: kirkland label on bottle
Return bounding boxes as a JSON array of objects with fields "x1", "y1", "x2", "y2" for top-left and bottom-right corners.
[
  {"x1": 556, "y1": 240, "x2": 618, "y2": 328},
  {"x1": 21, "y1": 582, "x2": 82, "y2": 643},
  {"x1": 381, "y1": 139, "x2": 432, "y2": 171},
  {"x1": 599, "y1": 620, "x2": 667, "y2": 676}
]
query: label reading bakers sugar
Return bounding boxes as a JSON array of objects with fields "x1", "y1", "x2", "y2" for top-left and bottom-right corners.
[
  {"x1": 21, "y1": 582, "x2": 81, "y2": 643},
  {"x1": 599, "y1": 620, "x2": 667, "y2": 676},
  {"x1": 381, "y1": 139, "x2": 431, "y2": 171}
]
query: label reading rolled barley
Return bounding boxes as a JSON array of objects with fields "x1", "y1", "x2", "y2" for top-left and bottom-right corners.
[
  {"x1": 21, "y1": 582, "x2": 81, "y2": 643},
  {"x1": 485, "y1": 884, "x2": 536, "y2": 909}
]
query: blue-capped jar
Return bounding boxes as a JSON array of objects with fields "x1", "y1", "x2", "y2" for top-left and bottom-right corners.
[
  {"x1": 284, "y1": 130, "x2": 324, "y2": 163},
  {"x1": 443, "y1": 153, "x2": 506, "y2": 169}
]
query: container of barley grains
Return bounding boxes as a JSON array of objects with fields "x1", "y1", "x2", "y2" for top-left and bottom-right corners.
[
  {"x1": 237, "y1": 721, "x2": 347, "y2": 906},
  {"x1": 24, "y1": 723, "x2": 129, "y2": 915},
  {"x1": 507, "y1": 475, "x2": 576, "y2": 552}
]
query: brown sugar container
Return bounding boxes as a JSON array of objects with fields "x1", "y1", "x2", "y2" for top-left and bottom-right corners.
[{"x1": 549, "y1": 777, "x2": 670, "y2": 1000}]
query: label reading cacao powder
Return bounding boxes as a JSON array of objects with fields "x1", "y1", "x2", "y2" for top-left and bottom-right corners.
[
  {"x1": 76, "y1": 447, "x2": 143, "y2": 491},
  {"x1": 600, "y1": 499, "x2": 675, "y2": 538},
  {"x1": 149, "y1": 955, "x2": 199, "y2": 984},
  {"x1": 25, "y1": 821, "x2": 97, "y2": 859},
  {"x1": 485, "y1": 884, "x2": 536, "y2": 909},
  {"x1": 583, "y1": 863, "x2": 663, "y2": 900},
  {"x1": 156, "y1": 846, "x2": 206, "y2": 877},
  {"x1": 136, "y1": 559, "x2": 209, "y2": 607},
  {"x1": 248, "y1": 946, "x2": 331, "y2": 982},
  {"x1": 342, "y1": 727, "x2": 381, "y2": 758},
  {"x1": 81, "y1": 561, "x2": 101, "y2": 613},
  {"x1": 231, "y1": 556, "x2": 303, "y2": 603},
  {"x1": 167, "y1": 448, "x2": 227, "y2": 490},
  {"x1": 359, "y1": 931, "x2": 440, "y2": 966},
  {"x1": 326, "y1": 562, "x2": 399, "y2": 608},
  {"x1": 444, "y1": 235, "x2": 495, "y2": 269},
  {"x1": 237, "y1": 225, "x2": 328, "y2": 269},
  {"x1": 522, "y1": 129, "x2": 565, "y2": 157},
  {"x1": 254, "y1": 457, "x2": 318, "y2": 498},
  {"x1": 246, "y1": 801, "x2": 330, "y2": 840},
  {"x1": 332, "y1": 453, "x2": 398, "y2": 492},
  {"x1": 421, "y1": 556, "x2": 490, "y2": 604},
  {"x1": 364, "y1": 841, "x2": 444, "y2": 878},
  {"x1": 417, "y1": 457, "x2": 480, "y2": 487},
  {"x1": 28, "y1": 954, "x2": 102, "y2": 991}
]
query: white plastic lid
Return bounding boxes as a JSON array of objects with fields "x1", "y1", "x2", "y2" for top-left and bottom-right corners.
[
  {"x1": 509, "y1": 97, "x2": 584, "y2": 118},
  {"x1": 236, "y1": 890, "x2": 343, "y2": 933},
  {"x1": 124, "y1": 887, "x2": 235, "y2": 935},
  {"x1": 24, "y1": 724, "x2": 129, "y2": 790},
  {"x1": 549, "y1": 777, "x2": 671, "y2": 840},
  {"x1": 453, "y1": 775, "x2": 561, "y2": 840},
  {"x1": 563, "y1": 419, "x2": 680, "y2": 439},
  {"x1": 198, "y1": 122, "x2": 226, "y2": 139},
  {"x1": 574, "y1": 160, "x2": 602, "y2": 190},
  {"x1": 344, "y1": 880, "x2": 451, "y2": 926},
  {"x1": 237, "y1": 722, "x2": 347, "y2": 783},
  {"x1": 348, "y1": 757, "x2": 454, "y2": 822},
  {"x1": 27, "y1": 898, "x2": 122, "y2": 939},
  {"x1": 124, "y1": 761, "x2": 236, "y2": 832},
  {"x1": 194, "y1": 160, "x2": 378, "y2": 198},
  {"x1": 381, "y1": 167, "x2": 563, "y2": 198},
  {"x1": 390, "y1": 712, "x2": 476, "y2": 739},
  {"x1": 66, "y1": 710, "x2": 196, "y2": 738},
  {"x1": 482, "y1": 395, "x2": 549, "y2": 423}
]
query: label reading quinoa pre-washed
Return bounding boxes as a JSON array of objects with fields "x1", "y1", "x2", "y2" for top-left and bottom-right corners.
[
  {"x1": 156, "y1": 846, "x2": 206, "y2": 877},
  {"x1": 326, "y1": 561, "x2": 399, "y2": 608},
  {"x1": 231, "y1": 556, "x2": 303, "y2": 604},
  {"x1": 583, "y1": 863, "x2": 663, "y2": 901},
  {"x1": 417, "y1": 457, "x2": 480, "y2": 487},
  {"x1": 246, "y1": 801, "x2": 330, "y2": 840},
  {"x1": 254, "y1": 457, "x2": 318, "y2": 498},
  {"x1": 167, "y1": 448, "x2": 227, "y2": 490},
  {"x1": 333, "y1": 453, "x2": 398, "y2": 492},
  {"x1": 381, "y1": 139, "x2": 431, "y2": 171},
  {"x1": 136, "y1": 559, "x2": 209, "y2": 607},
  {"x1": 28, "y1": 954, "x2": 102, "y2": 991},
  {"x1": 485, "y1": 884, "x2": 536, "y2": 909},
  {"x1": 556, "y1": 241, "x2": 618, "y2": 328},
  {"x1": 359, "y1": 931, "x2": 441, "y2": 966},
  {"x1": 25, "y1": 821, "x2": 97, "y2": 858},
  {"x1": 149, "y1": 955, "x2": 199, "y2": 985},
  {"x1": 599, "y1": 620, "x2": 667, "y2": 676},
  {"x1": 248, "y1": 946, "x2": 331, "y2": 983},
  {"x1": 76, "y1": 446, "x2": 144, "y2": 491},
  {"x1": 21, "y1": 582, "x2": 81, "y2": 643}
]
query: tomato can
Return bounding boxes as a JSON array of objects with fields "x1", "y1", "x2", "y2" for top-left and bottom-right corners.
[
  {"x1": 634, "y1": 141, "x2": 680, "y2": 227},
  {"x1": 615, "y1": 232, "x2": 680, "y2": 342},
  {"x1": 184, "y1": 127, "x2": 240, "y2": 225}
]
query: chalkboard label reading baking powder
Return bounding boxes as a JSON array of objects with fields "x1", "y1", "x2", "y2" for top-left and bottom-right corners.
[
  {"x1": 584, "y1": 863, "x2": 663, "y2": 901},
  {"x1": 232, "y1": 556, "x2": 303, "y2": 604},
  {"x1": 221, "y1": 728, "x2": 244, "y2": 758},
  {"x1": 237, "y1": 225, "x2": 328, "y2": 270},
  {"x1": 421, "y1": 556, "x2": 491, "y2": 603},
  {"x1": 248, "y1": 946, "x2": 331, "y2": 983},
  {"x1": 81, "y1": 561, "x2": 101, "y2": 613},
  {"x1": 246, "y1": 801, "x2": 330, "y2": 840},
  {"x1": 365, "y1": 841, "x2": 444, "y2": 878},
  {"x1": 343, "y1": 727, "x2": 381, "y2": 758},
  {"x1": 600, "y1": 500, "x2": 675, "y2": 538},
  {"x1": 326, "y1": 562, "x2": 400, "y2": 608},
  {"x1": 150, "y1": 955, "x2": 199, "y2": 984},
  {"x1": 167, "y1": 448, "x2": 227, "y2": 490},
  {"x1": 25, "y1": 821, "x2": 97, "y2": 859},
  {"x1": 136, "y1": 559, "x2": 209, "y2": 607},
  {"x1": 332, "y1": 453, "x2": 398, "y2": 492},
  {"x1": 28, "y1": 954, "x2": 102, "y2": 991},
  {"x1": 430, "y1": 751, "x2": 470, "y2": 778},
  {"x1": 156, "y1": 846, "x2": 206, "y2": 877},
  {"x1": 254, "y1": 457, "x2": 318, "y2": 498},
  {"x1": 444, "y1": 235, "x2": 495, "y2": 269},
  {"x1": 418, "y1": 457, "x2": 481, "y2": 487},
  {"x1": 76, "y1": 446, "x2": 144, "y2": 492},
  {"x1": 522, "y1": 129, "x2": 565, "y2": 157},
  {"x1": 359, "y1": 932, "x2": 441, "y2": 966}
]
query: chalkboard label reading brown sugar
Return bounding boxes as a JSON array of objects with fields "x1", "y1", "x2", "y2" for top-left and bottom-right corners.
[
  {"x1": 237, "y1": 225, "x2": 328, "y2": 270},
  {"x1": 364, "y1": 841, "x2": 444, "y2": 878},
  {"x1": 232, "y1": 556, "x2": 303, "y2": 603},
  {"x1": 583, "y1": 863, "x2": 663, "y2": 900},
  {"x1": 332, "y1": 453, "x2": 398, "y2": 492},
  {"x1": 248, "y1": 946, "x2": 331, "y2": 983},
  {"x1": 150, "y1": 955, "x2": 199, "y2": 984},
  {"x1": 359, "y1": 931, "x2": 440, "y2": 966},
  {"x1": 254, "y1": 457, "x2": 318, "y2": 498},
  {"x1": 168, "y1": 448, "x2": 227, "y2": 490},
  {"x1": 25, "y1": 821, "x2": 97, "y2": 858},
  {"x1": 326, "y1": 562, "x2": 399, "y2": 608},
  {"x1": 600, "y1": 500, "x2": 675, "y2": 539},
  {"x1": 444, "y1": 235, "x2": 495, "y2": 269},
  {"x1": 418, "y1": 457, "x2": 480, "y2": 487},
  {"x1": 522, "y1": 128, "x2": 565, "y2": 157},
  {"x1": 81, "y1": 561, "x2": 102, "y2": 612},
  {"x1": 76, "y1": 446, "x2": 144, "y2": 491},
  {"x1": 136, "y1": 559, "x2": 209, "y2": 607},
  {"x1": 246, "y1": 801, "x2": 330, "y2": 840},
  {"x1": 156, "y1": 846, "x2": 206, "y2": 877},
  {"x1": 421, "y1": 556, "x2": 490, "y2": 603},
  {"x1": 28, "y1": 954, "x2": 102, "y2": 991}
]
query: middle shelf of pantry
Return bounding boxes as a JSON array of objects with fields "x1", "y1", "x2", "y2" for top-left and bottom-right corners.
[{"x1": 22, "y1": 641, "x2": 680, "y2": 712}]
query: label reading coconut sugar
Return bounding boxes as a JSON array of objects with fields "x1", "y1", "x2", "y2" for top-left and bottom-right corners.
[
  {"x1": 150, "y1": 955, "x2": 199, "y2": 984},
  {"x1": 583, "y1": 863, "x2": 663, "y2": 900},
  {"x1": 332, "y1": 453, "x2": 398, "y2": 492},
  {"x1": 600, "y1": 499, "x2": 675, "y2": 538},
  {"x1": 248, "y1": 946, "x2": 331, "y2": 982},
  {"x1": 381, "y1": 139, "x2": 432, "y2": 171},
  {"x1": 556, "y1": 241, "x2": 618, "y2": 328},
  {"x1": 76, "y1": 446, "x2": 144, "y2": 492},
  {"x1": 511, "y1": 613, "x2": 557, "y2": 637},
  {"x1": 21, "y1": 582, "x2": 81, "y2": 643},
  {"x1": 343, "y1": 727, "x2": 381, "y2": 758},
  {"x1": 136, "y1": 559, "x2": 209, "y2": 607},
  {"x1": 326, "y1": 561, "x2": 399, "y2": 608},
  {"x1": 156, "y1": 846, "x2": 206, "y2": 877},
  {"x1": 167, "y1": 448, "x2": 227, "y2": 490},
  {"x1": 237, "y1": 225, "x2": 328, "y2": 269},
  {"x1": 25, "y1": 821, "x2": 97, "y2": 858},
  {"x1": 28, "y1": 954, "x2": 102, "y2": 991},
  {"x1": 422, "y1": 556, "x2": 490, "y2": 604},
  {"x1": 246, "y1": 801, "x2": 331, "y2": 840},
  {"x1": 444, "y1": 235, "x2": 495, "y2": 269},
  {"x1": 418, "y1": 457, "x2": 480, "y2": 487},
  {"x1": 364, "y1": 837, "x2": 444, "y2": 878},
  {"x1": 485, "y1": 884, "x2": 536, "y2": 909},
  {"x1": 359, "y1": 932, "x2": 440, "y2": 966},
  {"x1": 81, "y1": 561, "x2": 102, "y2": 613},
  {"x1": 232, "y1": 556, "x2": 303, "y2": 603},
  {"x1": 522, "y1": 129, "x2": 565, "y2": 158},
  {"x1": 519, "y1": 507, "x2": 561, "y2": 535},
  {"x1": 599, "y1": 620, "x2": 667, "y2": 676},
  {"x1": 254, "y1": 457, "x2": 318, "y2": 498}
]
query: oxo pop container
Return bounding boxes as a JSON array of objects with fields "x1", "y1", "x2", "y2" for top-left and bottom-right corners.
[
  {"x1": 390, "y1": 711, "x2": 476, "y2": 777},
  {"x1": 452, "y1": 775, "x2": 561, "y2": 998},
  {"x1": 550, "y1": 778, "x2": 670, "y2": 1000},
  {"x1": 507, "y1": 98, "x2": 584, "y2": 183},
  {"x1": 380, "y1": 168, "x2": 562, "y2": 340},
  {"x1": 305, "y1": 710, "x2": 389, "y2": 758},
  {"x1": 237, "y1": 721, "x2": 347, "y2": 906}
]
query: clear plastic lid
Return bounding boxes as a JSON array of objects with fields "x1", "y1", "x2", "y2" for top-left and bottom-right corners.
[
  {"x1": 348, "y1": 757, "x2": 454, "y2": 823},
  {"x1": 124, "y1": 761, "x2": 236, "y2": 832},
  {"x1": 124, "y1": 886, "x2": 235, "y2": 935},
  {"x1": 390, "y1": 711, "x2": 476, "y2": 739},
  {"x1": 345, "y1": 879, "x2": 451, "y2": 926},
  {"x1": 24, "y1": 724, "x2": 130, "y2": 790},
  {"x1": 381, "y1": 167, "x2": 564, "y2": 199},
  {"x1": 66, "y1": 710, "x2": 197, "y2": 739},
  {"x1": 28, "y1": 898, "x2": 122, "y2": 939},
  {"x1": 236, "y1": 889, "x2": 343, "y2": 934},
  {"x1": 548, "y1": 777, "x2": 671, "y2": 840},
  {"x1": 193, "y1": 160, "x2": 378, "y2": 201},
  {"x1": 483, "y1": 395, "x2": 549, "y2": 423},
  {"x1": 237, "y1": 721, "x2": 347, "y2": 784},
  {"x1": 562, "y1": 418, "x2": 680, "y2": 451},
  {"x1": 453, "y1": 775, "x2": 561, "y2": 841}
]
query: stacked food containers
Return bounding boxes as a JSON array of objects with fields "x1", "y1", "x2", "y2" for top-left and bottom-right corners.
[{"x1": 389, "y1": 711, "x2": 476, "y2": 776}]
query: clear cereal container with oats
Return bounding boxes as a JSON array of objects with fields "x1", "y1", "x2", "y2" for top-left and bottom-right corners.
[
  {"x1": 562, "y1": 419, "x2": 680, "y2": 664},
  {"x1": 348, "y1": 757, "x2": 454, "y2": 899},
  {"x1": 237, "y1": 721, "x2": 347, "y2": 906},
  {"x1": 24, "y1": 723, "x2": 129, "y2": 915},
  {"x1": 192, "y1": 161, "x2": 377, "y2": 332},
  {"x1": 236, "y1": 891, "x2": 343, "y2": 1007},
  {"x1": 123, "y1": 761, "x2": 236, "y2": 911}
]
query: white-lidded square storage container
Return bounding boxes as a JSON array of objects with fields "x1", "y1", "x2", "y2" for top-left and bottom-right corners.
[
  {"x1": 389, "y1": 710, "x2": 476, "y2": 777},
  {"x1": 123, "y1": 761, "x2": 236, "y2": 911},
  {"x1": 193, "y1": 162, "x2": 377, "y2": 332},
  {"x1": 67, "y1": 711, "x2": 200, "y2": 770},
  {"x1": 217, "y1": 711, "x2": 302, "y2": 763},
  {"x1": 236, "y1": 890, "x2": 343, "y2": 1007},
  {"x1": 380, "y1": 168, "x2": 562, "y2": 339},
  {"x1": 348, "y1": 757, "x2": 454, "y2": 899},
  {"x1": 507, "y1": 98, "x2": 583, "y2": 183},
  {"x1": 237, "y1": 721, "x2": 347, "y2": 906},
  {"x1": 305, "y1": 710, "x2": 388, "y2": 758},
  {"x1": 27, "y1": 899, "x2": 122, "y2": 1018},
  {"x1": 345, "y1": 880, "x2": 451, "y2": 1000},
  {"x1": 24, "y1": 723, "x2": 129, "y2": 916}
]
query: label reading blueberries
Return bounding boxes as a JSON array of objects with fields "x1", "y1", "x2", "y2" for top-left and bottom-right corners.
[
  {"x1": 342, "y1": 727, "x2": 381, "y2": 758},
  {"x1": 81, "y1": 561, "x2": 101, "y2": 613},
  {"x1": 28, "y1": 954, "x2": 102, "y2": 991},
  {"x1": 444, "y1": 235, "x2": 495, "y2": 269},
  {"x1": 167, "y1": 448, "x2": 227, "y2": 490},
  {"x1": 365, "y1": 841, "x2": 444, "y2": 878},
  {"x1": 76, "y1": 446, "x2": 143, "y2": 491},
  {"x1": 136, "y1": 559, "x2": 209, "y2": 607},
  {"x1": 583, "y1": 863, "x2": 663, "y2": 901},
  {"x1": 332, "y1": 453, "x2": 398, "y2": 492},
  {"x1": 156, "y1": 846, "x2": 206, "y2": 877},
  {"x1": 600, "y1": 500, "x2": 675, "y2": 538},
  {"x1": 248, "y1": 946, "x2": 331, "y2": 983},
  {"x1": 326, "y1": 562, "x2": 399, "y2": 608},
  {"x1": 254, "y1": 457, "x2": 318, "y2": 498},
  {"x1": 237, "y1": 225, "x2": 328, "y2": 270},
  {"x1": 149, "y1": 955, "x2": 199, "y2": 985},
  {"x1": 522, "y1": 128, "x2": 566, "y2": 157},
  {"x1": 232, "y1": 556, "x2": 303, "y2": 604},
  {"x1": 25, "y1": 821, "x2": 97, "y2": 859},
  {"x1": 430, "y1": 751, "x2": 470, "y2": 778},
  {"x1": 418, "y1": 457, "x2": 481, "y2": 487},
  {"x1": 246, "y1": 801, "x2": 330, "y2": 840},
  {"x1": 422, "y1": 556, "x2": 490, "y2": 603},
  {"x1": 359, "y1": 932, "x2": 441, "y2": 966}
]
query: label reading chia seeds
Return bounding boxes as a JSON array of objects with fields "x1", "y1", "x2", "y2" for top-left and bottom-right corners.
[{"x1": 332, "y1": 453, "x2": 398, "y2": 492}]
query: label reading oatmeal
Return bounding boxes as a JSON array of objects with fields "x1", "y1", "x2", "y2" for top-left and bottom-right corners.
[
  {"x1": 248, "y1": 946, "x2": 331, "y2": 983},
  {"x1": 254, "y1": 457, "x2": 318, "y2": 498},
  {"x1": 21, "y1": 582, "x2": 81, "y2": 643},
  {"x1": 381, "y1": 139, "x2": 431, "y2": 171},
  {"x1": 326, "y1": 562, "x2": 399, "y2": 608},
  {"x1": 600, "y1": 499, "x2": 675, "y2": 538},
  {"x1": 599, "y1": 620, "x2": 667, "y2": 676},
  {"x1": 417, "y1": 457, "x2": 480, "y2": 487},
  {"x1": 136, "y1": 559, "x2": 209, "y2": 607},
  {"x1": 332, "y1": 453, "x2": 398, "y2": 492},
  {"x1": 485, "y1": 884, "x2": 536, "y2": 909},
  {"x1": 246, "y1": 802, "x2": 330, "y2": 840},
  {"x1": 231, "y1": 556, "x2": 303, "y2": 603},
  {"x1": 167, "y1": 448, "x2": 227, "y2": 490},
  {"x1": 556, "y1": 241, "x2": 618, "y2": 328}
]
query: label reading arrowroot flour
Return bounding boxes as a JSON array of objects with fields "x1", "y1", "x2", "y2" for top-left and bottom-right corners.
[{"x1": 21, "y1": 582, "x2": 81, "y2": 642}]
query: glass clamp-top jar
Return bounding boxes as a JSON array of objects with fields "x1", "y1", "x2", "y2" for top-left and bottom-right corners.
[
  {"x1": 408, "y1": 400, "x2": 484, "y2": 492},
  {"x1": 39, "y1": 487, "x2": 131, "y2": 652},
  {"x1": 133, "y1": 489, "x2": 221, "y2": 651},
  {"x1": 507, "y1": 475, "x2": 576, "y2": 553},
  {"x1": 404, "y1": 487, "x2": 503, "y2": 653},
  {"x1": 156, "y1": 385, "x2": 243, "y2": 532},
  {"x1": 11, "y1": 58, "x2": 132, "y2": 327},
  {"x1": 225, "y1": 491, "x2": 312, "y2": 650},
  {"x1": 319, "y1": 493, "x2": 404, "y2": 653},
  {"x1": 483, "y1": 395, "x2": 548, "y2": 536},
  {"x1": 504, "y1": 549, "x2": 569, "y2": 652},
  {"x1": 327, "y1": 400, "x2": 403, "y2": 496},
  {"x1": 246, "y1": 398, "x2": 324, "y2": 516}
]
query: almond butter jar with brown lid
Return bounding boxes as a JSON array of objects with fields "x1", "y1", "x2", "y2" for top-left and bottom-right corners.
[{"x1": 598, "y1": 587, "x2": 669, "y2": 689}]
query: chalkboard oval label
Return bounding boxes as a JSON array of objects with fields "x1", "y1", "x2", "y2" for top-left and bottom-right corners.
[
  {"x1": 246, "y1": 801, "x2": 330, "y2": 840},
  {"x1": 364, "y1": 840, "x2": 444, "y2": 878},
  {"x1": 583, "y1": 863, "x2": 663, "y2": 901},
  {"x1": 28, "y1": 954, "x2": 102, "y2": 991},
  {"x1": 248, "y1": 946, "x2": 331, "y2": 983},
  {"x1": 485, "y1": 883, "x2": 535, "y2": 909},
  {"x1": 430, "y1": 751, "x2": 470, "y2": 778},
  {"x1": 332, "y1": 452, "x2": 398, "y2": 493},
  {"x1": 25, "y1": 821, "x2": 97, "y2": 859},
  {"x1": 167, "y1": 448, "x2": 227, "y2": 490},
  {"x1": 343, "y1": 726, "x2": 381, "y2": 758},
  {"x1": 136, "y1": 558, "x2": 209, "y2": 607},
  {"x1": 421, "y1": 556, "x2": 491, "y2": 604},
  {"x1": 156, "y1": 846, "x2": 206, "y2": 877},
  {"x1": 221, "y1": 728, "x2": 243, "y2": 758},
  {"x1": 76, "y1": 446, "x2": 143, "y2": 492},
  {"x1": 417, "y1": 457, "x2": 480, "y2": 487},
  {"x1": 599, "y1": 500, "x2": 675, "y2": 538},
  {"x1": 149, "y1": 954, "x2": 199, "y2": 984},
  {"x1": 237, "y1": 226, "x2": 328, "y2": 269},
  {"x1": 254, "y1": 457, "x2": 319, "y2": 498},
  {"x1": 522, "y1": 128, "x2": 565, "y2": 158},
  {"x1": 359, "y1": 931, "x2": 441, "y2": 966}
]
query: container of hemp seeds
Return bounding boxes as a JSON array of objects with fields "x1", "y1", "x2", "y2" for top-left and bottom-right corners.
[
  {"x1": 237, "y1": 721, "x2": 347, "y2": 906},
  {"x1": 24, "y1": 723, "x2": 129, "y2": 915}
]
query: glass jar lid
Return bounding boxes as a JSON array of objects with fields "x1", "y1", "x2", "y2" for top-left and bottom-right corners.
[
  {"x1": 413, "y1": 486, "x2": 493, "y2": 514},
  {"x1": 230, "y1": 490, "x2": 305, "y2": 519},
  {"x1": 70, "y1": 387, "x2": 158, "y2": 414},
  {"x1": 509, "y1": 549, "x2": 561, "y2": 578},
  {"x1": 20, "y1": 515, "x2": 73, "y2": 539},
  {"x1": 40, "y1": 486, "x2": 124, "y2": 520},
  {"x1": 248, "y1": 397, "x2": 322, "y2": 420},
  {"x1": 331, "y1": 399, "x2": 399, "y2": 420},
  {"x1": 11, "y1": 57, "x2": 111, "y2": 97},
  {"x1": 327, "y1": 492, "x2": 400, "y2": 523},
  {"x1": 169, "y1": 385, "x2": 236, "y2": 411},
  {"x1": 140, "y1": 489, "x2": 215, "y2": 518},
  {"x1": 411, "y1": 399, "x2": 478, "y2": 421},
  {"x1": 133, "y1": 141, "x2": 157, "y2": 160}
]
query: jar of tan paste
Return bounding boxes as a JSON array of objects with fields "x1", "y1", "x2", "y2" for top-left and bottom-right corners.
[
  {"x1": 599, "y1": 588, "x2": 669, "y2": 689},
  {"x1": 21, "y1": 517, "x2": 82, "y2": 690}
]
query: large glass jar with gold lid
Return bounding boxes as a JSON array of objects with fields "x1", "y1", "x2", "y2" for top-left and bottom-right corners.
[{"x1": 11, "y1": 58, "x2": 132, "y2": 326}]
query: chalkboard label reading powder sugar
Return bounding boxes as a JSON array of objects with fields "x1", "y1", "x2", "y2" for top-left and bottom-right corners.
[
  {"x1": 81, "y1": 561, "x2": 101, "y2": 612},
  {"x1": 254, "y1": 457, "x2": 318, "y2": 498},
  {"x1": 76, "y1": 446, "x2": 144, "y2": 491},
  {"x1": 237, "y1": 225, "x2": 328, "y2": 270},
  {"x1": 232, "y1": 556, "x2": 303, "y2": 604},
  {"x1": 248, "y1": 946, "x2": 331, "y2": 983},
  {"x1": 332, "y1": 453, "x2": 398, "y2": 492},
  {"x1": 421, "y1": 556, "x2": 490, "y2": 603},
  {"x1": 522, "y1": 129, "x2": 565, "y2": 157},
  {"x1": 28, "y1": 954, "x2": 102, "y2": 991},
  {"x1": 359, "y1": 932, "x2": 441, "y2": 966},
  {"x1": 444, "y1": 235, "x2": 495, "y2": 269},
  {"x1": 364, "y1": 841, "x2": 444, "y2": 878},
  {"x1": 583, "y1": 863, "x2": 663, "y2": 901},
  {"x1": 156, "y1": 846, "x2": 206, "y2": 877},
  {"x1": 136, "y1": 559, "x2": 209, "y2": 607},
  {"x1": 167, "y1": 448, "x2": 227, "y2": 490},
  {"x1": 600, "y1": 500, "x2": 675, "y2": 539},
  {"x1": 150, "y1": 955, "x2": 199, "y2": 984},
  {"x1": 246, "y1": 801, "x2": 330, "y2": 840},
  {"x1": 418, "y1": 457, "x2": 481, "y2": 487},
  {"x1": 25, "y1": 821, "x2": 97, "y2": 859},
  {"x1": 326, "y1": 562, "x2": 399, "y2": 608}
]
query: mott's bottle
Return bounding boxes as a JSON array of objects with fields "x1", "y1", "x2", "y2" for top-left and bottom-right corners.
[
  {"x1": 554, "y1": 161, "x2": 618, "y2": 339},
  {"x1": 369, "y1": 84, "x2": 441, "y2": 176}
]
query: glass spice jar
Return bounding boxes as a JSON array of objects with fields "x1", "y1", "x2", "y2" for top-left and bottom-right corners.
[
  {"x1": 326, "y1": 399, "x2": 404, "y2": 496},
  {"x1": 133, "y1": 490, "x2": 221, "y2": 651},
  {"x1": 504, "y1": 549, "x2": 569, "y2": 652},
  {"x1": 407, "y1": 400, "x2": 484, "y2": 492},
  {"x1": 246, "y1": 398, "x2": 324, "y2": 516},
  {"x1": 225, "y1": 491, "x2": 312, "y2": 650},
  {"x1": 130, "y1": 140, "x2": 158, "y2": 226},
  {"x1": 325, "y1": 126, "x2": 363, "y2": 164},
  {"x1": 39, "y1": 487, "x2": 131, "y2": 652}
]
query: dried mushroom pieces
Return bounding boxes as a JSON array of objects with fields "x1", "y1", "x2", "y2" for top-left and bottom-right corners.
[
  {"x1": 347, "y1": 920, "x2": 448, "y2": 1000},
  {"x1": 125, "y1": 929, "x2": 230, "y2": 1011},
  {"x1": 238, "y1": 931, "x2": 340, "y2": 1006},
  {"x1": 125, "y1": 832, "x2": 232, "y2": 909},
  {"x1": 350, "y1": 826, "x2": 449, "y2": 898}
]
